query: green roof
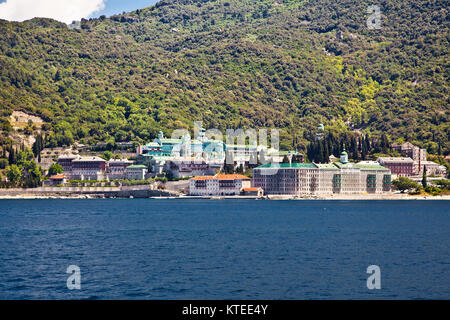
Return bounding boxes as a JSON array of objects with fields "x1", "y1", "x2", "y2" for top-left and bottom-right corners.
[
  {"x1": 316, "y1": 163, "x2": 339, "y2": 170},
  {"x1": 354, "y1": 163, "x2": 390, "y2": 171},
  {"x1": 333, "y1": 161, "x2": 354, "y2": 168},
  {"x1": 126, "y1": 165, "x2": 147, "y2": 169},
  {"x1": 256, "y1": 163, "x2": 317, "y2": 169}
]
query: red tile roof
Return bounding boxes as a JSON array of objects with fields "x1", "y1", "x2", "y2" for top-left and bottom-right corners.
[
  {"x1": 49, "y1": 174, "x2": 65, "y2": 180},
  {"x1": 214, "y1": 174, "x2": 250, "y2": 181},
  {"x1": 242, "y1": 187, "x2": 261, "y2": 191},
  {"x1": 191, "y1": 174, "x2": 250, "y2": 181},
  {"x1": 191, "y1": 176, "x2": 215, "y2": 180}
]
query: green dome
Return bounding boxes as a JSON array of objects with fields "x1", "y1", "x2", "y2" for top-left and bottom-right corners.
[{"x1": 340, "y1": 148, "x2": 349, "y2": 163}]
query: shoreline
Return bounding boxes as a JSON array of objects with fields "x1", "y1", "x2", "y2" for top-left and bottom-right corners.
[{"x1": 0, "y1": 193, "x2": 449, "y2": 200}]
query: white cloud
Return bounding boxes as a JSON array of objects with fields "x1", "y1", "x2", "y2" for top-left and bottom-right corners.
[{"x1": 0, "y1": 0, "x2": 106, "y2": 24}]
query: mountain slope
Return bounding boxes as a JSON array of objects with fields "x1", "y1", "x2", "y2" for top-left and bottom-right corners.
[{"x1": 0, "y1": 0, "x2": 448, "y2": 153}]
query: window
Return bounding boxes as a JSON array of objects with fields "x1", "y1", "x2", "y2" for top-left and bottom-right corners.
[{"x1": 367, "y1": 175, "x2": 377, "y2": 189}]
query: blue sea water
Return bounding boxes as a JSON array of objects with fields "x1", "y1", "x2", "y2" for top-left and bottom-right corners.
[{"x1": 0, "y1": 199, "x2": 448, "y2": 300}]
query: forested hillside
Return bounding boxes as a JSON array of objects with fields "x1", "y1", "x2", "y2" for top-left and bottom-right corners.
[{"x1": 0, "y1": 0, "x2": 448, "y2": 153}]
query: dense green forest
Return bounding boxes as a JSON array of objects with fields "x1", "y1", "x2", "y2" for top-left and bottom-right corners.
[{"x1": 0, "y1": 0, "x2": 448, "y2": 154}]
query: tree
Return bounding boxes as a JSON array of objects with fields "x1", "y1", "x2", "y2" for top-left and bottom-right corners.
[
  {"x1": 54, "y1": 69, "x2": 62, "y2": 82},
  {"x1": 6, "y1": 165, "x2": 22, "y2": 186},
  {"x1": 0, "y1": 158, "x2": 8, "y2": 169},
  {"x1": 392, "y1": 177, "x2": 420, "y2": 193},
  {"x1": 48, "y1": 164, "x2": 63, "y2": 176},
  {"x1": 32, "y1": 133, "x2": 44, "y2": 158},
  {"x1": 422, "y1": 165, "x2": 427, "y2": 188},
  {"x1": 22, "y1": 161, "x2": 43, "y2": 188},
  {"x1": 8, "y1": 145, "x2": 16, "y2": 165},
  {"x1": 16, "y1": 149, "x2": 34, "y2": 165},
  {"x1": 102, "y1": 151, "x2": 113, "y2": 161},
  {"x1": 351, "y1": 137, "x2": 358, "y2": 160},
  {"x1": 380, "y1": 134, "x2": 390, "y2": 154}
]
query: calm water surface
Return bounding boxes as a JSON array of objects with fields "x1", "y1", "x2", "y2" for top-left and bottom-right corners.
[{"x1": 0, "y1": 199, "x2": 449, "y2": 299}]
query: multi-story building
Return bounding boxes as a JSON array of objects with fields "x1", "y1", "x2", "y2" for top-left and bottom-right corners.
[
  {"x1": 138, "y1": 130, "x2": 299, "y2": 173},
  {"x1": 58, "y1": 155, "x2": 107, "y2": 180},
  {"x1": 377, "y1": 157, "x2": 415, "y2": 177},
  {"x1": 57, "y1": 154, "x2": 80, "y2": 177},
  {"x1": 419, "y1": 161, "x2": 447, "y2": 177},
  {"x1": 253, "y1": 150, "x2": 392, "y2": 196},
  {"x1": 252, "y1": 163, "x2": 318, "y2": 195},
  {"x1": 107, "y1": 159, "x2": 133, "y2": 180},
  {"x1": 392, "y1": 142, "x2": 427, "y2": 162},
  {"x1": 189, "y1": 174, "x2": 251, "y2": 196},
  {"x1": 58, "y1": 155, "x2": 134, "y2": 180},
  {"x1": 125, "y1": 165, "x2": 148, "y2": 180},
  {"x1": 138, "y1": 131, "x2": 204, "y2": 158},
  {"x1": 167, "y1": 159, "x2": 223, "y2": 179},
  {"x1": 71, "y1": 156, "x2": 107, "y2": 180},
  {"x1": 389, "y1": 142, "x2": 445, "y2": 176}
]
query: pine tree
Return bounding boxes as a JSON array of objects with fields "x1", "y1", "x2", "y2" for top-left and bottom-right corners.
[
  {"x1": 365, "y1": 134, "x2": 371, "y2": 155},
  {"x1": 361, "y1": 136, "x2": 367, "y2": 160},
  {"x1": 380, "y1": 134, "x2": 390, "y2": 154},
  {"x1": 318, "y1": 140, "x2": 325, "y2": 163},
  {"x1": 8, "y1": 145, "x2": 16, "y2": 165},
  {"x1": 323, "y1": 139, "x2": 330, "y2": 163},
  {"x1": 351, "y1": 137, "x2": 358, "y2": 160},
  {"x1": 422, "y1": 166, "x2": 427, "y2": 188}
]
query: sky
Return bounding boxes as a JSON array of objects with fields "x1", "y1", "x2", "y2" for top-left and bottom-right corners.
[{"x1": 0, "y1": 0, "x2": 159, "y2": 24}]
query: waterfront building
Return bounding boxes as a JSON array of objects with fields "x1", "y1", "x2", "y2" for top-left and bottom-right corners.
[
  {"x1": 107, "y1": 159, "x2": 133, "y2": 180},
  {"x1": 138, "y1": 130, "x2": 300, "y2": 177},
  {"x1": 189, "y1": 174, "x2": 251, "y2": 196},
  {"x1": 253, "y1": 150, "x2": 392, "y2": 196},
  {"x1": 377, "y1": 157, "x2": 415, "y2": 177},
  {"x1": 58, "y1": 155, "x2": 107, "y2": 180},
  {"x1": 44, "y1": 174, "x2": 66, "y2": 186},
  {"x1": 125, "y1": 165, "x2": 148, "y2": 180},
  {"x1": 167, "y1": 159, "x2": 223, "y2": 179},
  {"x1": 71, "y1": 156, "x2": 107, "y2": 180},
  {"x1": 139, "y1": 131, "x2": 204, "y2": 158},
  {"x1": 418, "y1": 161, "x2": 447, "y2": 177},
  {"x1": 241, "y1": 187, "x2": 264, "y2": 197},
  {"x1": 379, "y1": 143, "x2": 444, "y2": 177},
  {"x1": 252, "y1": 163, "x2": 318, "y2": 195},
  {"x1": 57, "y1": 154, "x2": 80, "y2": 177}
]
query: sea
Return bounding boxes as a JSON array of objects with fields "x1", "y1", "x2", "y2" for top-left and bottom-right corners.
[{"x1": 0, "y1": 199, "x2": 448, "y2": 300}]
